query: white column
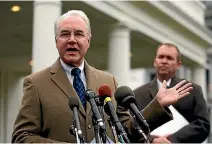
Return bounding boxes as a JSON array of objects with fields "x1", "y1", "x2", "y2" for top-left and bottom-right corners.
[
  {"x1": 192, "y1": 66, "x2": 207, "y2": 100},
  {"x1": 129, "y1": 68, "x2": 148, "y2": 90},
  {"x1": 179, "y1": 66, "x2": 192, "y2": 81},
  {"x1": 178, "y1": 66, "x2": 185, "y2": 79},
  {"x1": 32, "y1": 0, "x2": 62, "y2": 72},
  {"x1": 5, "y1": 74, "x2": 24, "y2": 142},
  {"x1": 108, "y1": 24, "x2": 131, "y2": 86},
  {"x1": 185, "y1": 67, "x2": 192, "y2": 81}
]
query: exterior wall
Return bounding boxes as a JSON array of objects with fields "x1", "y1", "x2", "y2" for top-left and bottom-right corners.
[
  {"x1": 0, "y1": 1, "x2": 211, "y2": 143},
  {"x1": 129, "y1": 68, "x2": 148, "y2": 90},
  {"x1": 169, "y1": 1, "x2": 206, "y2": 25}
]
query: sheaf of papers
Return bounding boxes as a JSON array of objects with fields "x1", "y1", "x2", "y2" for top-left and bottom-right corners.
[
  {"x1": 150, "y1": 105, "x2": 207, "y2": 143},
  {"x1": 150, "y1": 105, "x2": 189, "y2": 136}
]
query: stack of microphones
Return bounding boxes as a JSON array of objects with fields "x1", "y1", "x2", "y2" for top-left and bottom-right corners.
[
  {"x1": 69, "y1": 96, "x2": 86, "y2": 144},
  {"x1": 115, "y1": 86, "x2": 150, "y2": 143},
  {"x1": 68, "y1": 85, "x2": 150, "y2": 143}
]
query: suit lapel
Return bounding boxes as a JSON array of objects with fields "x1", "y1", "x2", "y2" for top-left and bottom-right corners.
[
  {"x1": 149, "y1": 77, "x2": 159, "y2": 98},
  {"x1": 84, "y1": 60, "x2": 98, "y2": 116},
  {"x1": 50, "y1": 59, "x2": 86, "y2": 116},
  {"x1": 169, "y1": 76, "x2": 180, "y2": 88},
  {"x1": 149, "y1": 76, "x2": 179, "y2": 98}
]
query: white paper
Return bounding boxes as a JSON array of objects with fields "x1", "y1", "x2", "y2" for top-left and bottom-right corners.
[
  {"x1": 151, "y1": 105, "x2": 189, "y2": 136},
  {"x1": 150, "y1": 105, "x2": 207, "y2": 143}
]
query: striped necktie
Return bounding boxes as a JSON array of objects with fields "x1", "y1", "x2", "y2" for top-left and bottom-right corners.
[{"x1": 71, "y1": 68, "x2": 86, "y2": 108}]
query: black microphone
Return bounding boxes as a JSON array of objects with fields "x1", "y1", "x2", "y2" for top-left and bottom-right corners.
[
  {"x1": 69, "y1": 96, "x2": 85, "y2": 142},
  {"x1": 114, "y1": 86, "x2": 150, "y2": 135},
  {"x1": 98, "y1": 85, "x2": 130, "y2": 143},
  {"x1": 85, "y1": 90, "x2": 105, "y2": 131}
]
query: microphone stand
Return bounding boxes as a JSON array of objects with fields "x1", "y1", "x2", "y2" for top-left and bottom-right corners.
[
  {"x1": 98, "y1": 121, "x2": 107, "y2": 143},
  {"x1": 134, "y1": 117, "x2": 150, "y2": 143},
  {"x1": 92, "y1": 115, "x2": 101, "y2": 143},
  {"x1": 91, "y1": 116, "x2": 107, "y2": 143},
  {"x1": 93, "y1": 96, "x2": 104, "y2": 143},
  {"x1": 107, "y1": 116, "x2": 130, "y2": 143},
  {"x1": 107, "y1": 118, "x2": 119, "y2": 143},
  {"x1": 70, "y1": 116, "x2": 86, "y2": 143},
  {"x1": 94, "y1": 96, "x2": 108, "y2": 143},
  {"x1": 116, "y1": 122, "x2": 130, "y2": 143},
  {"x1": 70, "y1": 123, "x2": 81, "y2": 144}
]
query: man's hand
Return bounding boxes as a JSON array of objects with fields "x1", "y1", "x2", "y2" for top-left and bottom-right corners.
[
  {"x1": 152, "y1": 136, "x2": 171, "y2": 144},
  {"x1": 156, "y1": 80, "x2": 193, "y2": 106}
]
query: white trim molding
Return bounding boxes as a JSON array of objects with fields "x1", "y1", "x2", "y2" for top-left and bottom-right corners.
[{"x1": 83, "y1": 1, "x2": 209, "y2": 66}]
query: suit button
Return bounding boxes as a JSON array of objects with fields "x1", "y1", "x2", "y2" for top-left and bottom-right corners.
[{"x1": 88, "y1": 124, "x2": 92, "y2": 129}]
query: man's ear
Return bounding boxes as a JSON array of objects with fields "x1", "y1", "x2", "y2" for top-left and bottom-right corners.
[
  {"x1": 88, "y1": 35, "x2": 92, "y2": 47},
  {"x1": 177, "y1": 60, "x2": 182, "y2": 68},
  {"x1": 88, "y1": 34, "x2": 92, "y2": 44},
  {"x1": 153, "y1": 58, "x2": 156, "y2": 67}
]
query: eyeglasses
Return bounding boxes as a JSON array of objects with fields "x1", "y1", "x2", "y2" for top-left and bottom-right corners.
[{"x1": 57, "y1": 30, "x2": 88, "y2": 40}]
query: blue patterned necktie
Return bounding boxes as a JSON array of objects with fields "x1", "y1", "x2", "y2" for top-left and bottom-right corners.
[{"x1": 71, "y1": 68, "x2": 86, "y2": 108}]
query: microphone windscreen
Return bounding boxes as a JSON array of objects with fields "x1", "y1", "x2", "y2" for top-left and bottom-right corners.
[
  {"x1": 85, "y1": 89, "x2": 96, "y2": 101},
  {"x1": 114, "y1": 86, "x2": 134, "y2": 103},
  {"x1": 69, "y1": 96, "x2": 80, "y2": 110},
  {"x1": 98, "y1": 85, "x2": 112, "y2": 97}
]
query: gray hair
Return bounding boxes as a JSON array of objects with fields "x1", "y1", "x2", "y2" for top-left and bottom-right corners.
[{"x1": 54, "y1": 10, "x2": 91, "y2": 38}]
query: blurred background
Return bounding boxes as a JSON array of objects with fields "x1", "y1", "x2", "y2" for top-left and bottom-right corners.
[{"x1": 1, "y1": 0, "x2": 212, "y2": 142}]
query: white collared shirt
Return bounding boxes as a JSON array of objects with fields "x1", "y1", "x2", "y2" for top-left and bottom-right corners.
[
  {"x1": 157, "y1": 78, "x2": 172, "y2": 89},
  {"x1": 60, "y1": 59, "x2": 87, "y2": 89}
]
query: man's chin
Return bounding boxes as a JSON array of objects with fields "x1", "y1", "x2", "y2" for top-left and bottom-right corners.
[
  {"x1": 159, "y1": 72, "x2": 169, "y2": 76},
  {"x1": 63, "y1": 57, "x2": 82, "y2": 67}
]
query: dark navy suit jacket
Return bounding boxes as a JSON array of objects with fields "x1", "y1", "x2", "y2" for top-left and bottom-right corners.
[{"x1": 134, "y1": 76, "x2": 210, "y2": 143}]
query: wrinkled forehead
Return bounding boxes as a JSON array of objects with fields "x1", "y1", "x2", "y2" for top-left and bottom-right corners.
[
  {"x1": 157, "y1": 45, "x2": 178, "y2": 55},
  {"x1": 57, "y1": 15, "x2": 88, "y2": 33}
]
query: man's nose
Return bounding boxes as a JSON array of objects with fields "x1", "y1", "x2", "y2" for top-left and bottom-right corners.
[
  {"x1": 161, "y1": 58, "x2": 168, "y2": 63},
  {"x1": 68, "y1": 33, "x2": 76, "y2": 43}
]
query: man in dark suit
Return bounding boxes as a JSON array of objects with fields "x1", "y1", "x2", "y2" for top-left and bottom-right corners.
[
  {"x1": 134, "y1": 43, "x2": 210, "y2": 143},
  {"x1": 12, "y1": 10, "x2": 193, "y2": 143}
]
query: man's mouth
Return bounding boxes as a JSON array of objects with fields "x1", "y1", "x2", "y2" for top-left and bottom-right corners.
[
  {"x1": 159, "y1": 66, "x2": 168, "y2": 70},
  {"x1": 66, "y1": 48, "x2": 78, "y2": 52}
]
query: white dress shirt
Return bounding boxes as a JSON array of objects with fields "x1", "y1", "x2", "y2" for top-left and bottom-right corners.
[
  {"x1": 60, "y1": 59, "x2": 87, "y2": 89},
  {"x1": 157, "y1": 78, "x2": 172, "y2": 89}
]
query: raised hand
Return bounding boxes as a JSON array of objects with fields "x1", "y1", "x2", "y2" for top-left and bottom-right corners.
[{"x1": 156, "y1": 80, "x2": 193, "y2": 106}]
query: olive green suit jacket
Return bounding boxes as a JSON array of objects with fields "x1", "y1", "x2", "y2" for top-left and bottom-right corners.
[{"x1": 12, "y1": 59, "x2": 172, "y2": 143}]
